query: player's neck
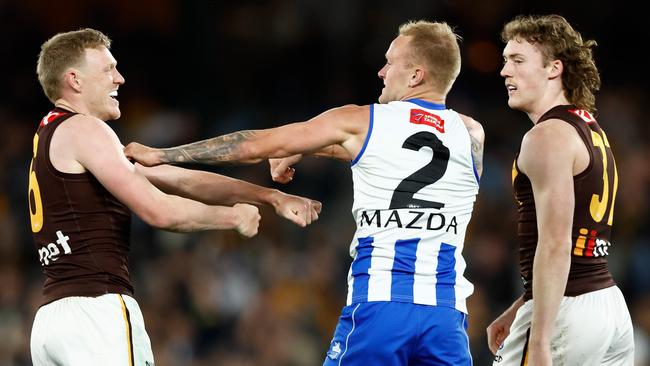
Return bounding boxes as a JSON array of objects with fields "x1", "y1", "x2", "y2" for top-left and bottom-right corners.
[
  {"x1": 54, "y1": 98, "x2": 87, "y2": 115},
  {"x1": 528, "y1": 91, "x2": 571, "y2": 124},
  {"x1": 402, "y1": 90, "x2": 446, "y2": 105}
]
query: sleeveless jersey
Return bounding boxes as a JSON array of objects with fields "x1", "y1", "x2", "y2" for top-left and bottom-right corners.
[
  {"x1": 347, "y1": 99, "x2": 479, "y2": 313},
  {"x1": 27, "y1": 108, "x2": 134, "y2": 305},
  {"x1": 513, "y1": 105, "x2": 617, "y2": 301}
]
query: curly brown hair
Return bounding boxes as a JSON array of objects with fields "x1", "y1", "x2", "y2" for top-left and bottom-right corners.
[
  {"x1": 501, "y1": 15, "x2": 600, "y2": 112},
  {"x1": 37, "y1": 28, "x2": 112, "y2": 103}
]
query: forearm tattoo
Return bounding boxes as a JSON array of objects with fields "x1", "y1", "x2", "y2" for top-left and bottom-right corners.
[{"x1": 160, "y1": 130, "x2": 258, "y2": 164}]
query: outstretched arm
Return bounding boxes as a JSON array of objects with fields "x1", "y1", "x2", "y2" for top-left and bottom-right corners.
[
  {"x1": 124, "y1": 104, "x2": 369, "y2": 167},
  {"x1": 137, "y1": 164, "x2": 321, "y2": 227}
]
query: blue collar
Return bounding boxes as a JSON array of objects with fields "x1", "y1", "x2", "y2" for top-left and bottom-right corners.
[{"x1": 405, "y1": 98, "x2": 446, "y2": 110}]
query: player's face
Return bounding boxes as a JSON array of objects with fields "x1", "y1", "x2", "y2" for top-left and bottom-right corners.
[
  {"x1": 501, "y1": 39, "x2": 551, "y2": 113},
  {"x1": 78, "y1": 47, "x2": 125, "y2": 121},
  {"x1": 378, "y1": 35, "x2": 415, "y2": 104}
]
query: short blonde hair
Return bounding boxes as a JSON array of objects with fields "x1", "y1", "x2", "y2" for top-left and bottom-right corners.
[
  {"x1": 37, "y1": 28, "x2": 112, "y2": 102},
  {"x1": 399, "y1": 20, "x2": 462, "y2": 94},
  {"x1": 501, "y1": 15, "x2": 600, "y2": 112}
]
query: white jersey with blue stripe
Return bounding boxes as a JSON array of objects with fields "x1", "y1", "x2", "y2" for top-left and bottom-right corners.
[{"x1": 346, "y1": 99, "x2": 479, "y2": 314}]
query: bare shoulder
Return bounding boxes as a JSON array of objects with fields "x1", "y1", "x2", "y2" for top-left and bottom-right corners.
[
  {"x1": 522, "y1": 119, "x2": 578, "y2": 151},
  {"x1": 50, "y1": 114, "x2": 123, "y2": 172},
  {"x1": 61, "y1": 114, "x2": 118, "y2": 138},
  {"x1": 67, "y1": 115, "x2": 124, "y2": 153},
  {"x1": 519, "y1": 118, "x2": 580, "y2": 175},
  {"x1": 61, "y1": 115, "x2": 125, "y2": 164},
  {"x1": 313, "y1": 104, "x2": 370, "y2": 135},
  {"x1": 326, "y1": 104, "x2": 369, "y2": 120}
]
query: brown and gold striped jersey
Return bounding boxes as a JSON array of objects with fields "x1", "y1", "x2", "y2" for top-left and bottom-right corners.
[
  {"x1": 512, "y1": 105, "x2": 617, "y2": 301},
  {"x1": 28, "y1": 108, "x2": 134, "y2": 305}
]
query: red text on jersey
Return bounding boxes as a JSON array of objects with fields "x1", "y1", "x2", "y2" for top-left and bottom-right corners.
[{"x1": 409, "y1": 109, "x2": 445, "y2": 133}]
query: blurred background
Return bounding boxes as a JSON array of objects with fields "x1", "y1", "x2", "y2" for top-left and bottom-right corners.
[{"x1": 1, "y1": 0, "x2": 648, "y2": 365}]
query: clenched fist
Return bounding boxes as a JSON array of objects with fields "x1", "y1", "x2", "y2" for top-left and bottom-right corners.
[{"x1": 233, "y1": 203, "x2": 261, "y2": 238}]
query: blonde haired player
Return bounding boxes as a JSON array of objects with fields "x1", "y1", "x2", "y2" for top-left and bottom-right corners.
[
  {"x1": 29, "y1": 28, "x2": 320, "y2": 365},
  {"x1": 126, "y1": 20, "x2": 484, "y2": 365}
]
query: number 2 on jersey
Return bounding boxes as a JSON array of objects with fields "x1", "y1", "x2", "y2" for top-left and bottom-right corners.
[{"x1": 390, "y1": 131, "x2": 450, "y2": 209}]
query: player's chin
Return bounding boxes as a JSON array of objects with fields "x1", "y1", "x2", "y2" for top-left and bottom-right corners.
[
  {"x1": 107, "y1": 108, "x2": 122, "y2": 120},
  {"x1": 506, "y1": 97, "x2": 522, "y2": 110}
]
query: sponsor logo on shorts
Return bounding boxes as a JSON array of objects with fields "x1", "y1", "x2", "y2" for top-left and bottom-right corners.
[{"x1": 327, "y1": 341, "x2": 342, "y2": 360}]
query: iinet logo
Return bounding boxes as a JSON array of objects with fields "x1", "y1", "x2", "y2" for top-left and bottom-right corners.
[
  {"x1": 409, "y1": 109, "x2": 445, "y2": 133},
  {"x1": 39, "y1": 230, "x2": 71, "y2": 266}
]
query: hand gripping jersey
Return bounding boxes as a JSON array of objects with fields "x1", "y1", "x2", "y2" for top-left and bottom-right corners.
[
  {"x1": 346, "y1": 99, "x2": 479, "y2": 313},
  {"x1": 27, "y1": 108, "x2": 134, "y2": 305},
  {"x1": 513, "y1": 105, "x2": 617, "y2": 301}
]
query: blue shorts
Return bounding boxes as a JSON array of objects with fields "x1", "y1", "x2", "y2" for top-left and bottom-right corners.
[{"x1": 323, "y1": 302, "x2": 471, "y2": 366}]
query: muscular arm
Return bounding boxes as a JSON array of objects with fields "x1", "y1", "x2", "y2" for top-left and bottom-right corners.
[
  {"x1": 518, "y1": 120, "x2": 579, "y2": 356},
  {"x1": 125, "y1": 105, "x2": 370, "y2": 166},
  {"x1": 59, "y1": 115, "x2": 256, "y2": 234}
]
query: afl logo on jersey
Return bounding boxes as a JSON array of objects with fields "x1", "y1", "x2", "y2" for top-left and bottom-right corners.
[{"x1": 409, "y1": 109, "x2": 445, "y2": 133}]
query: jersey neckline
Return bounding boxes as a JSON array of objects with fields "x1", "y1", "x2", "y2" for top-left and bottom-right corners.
[{"x1": 405, "y1": 98, "x2": 446, "y2": 110}]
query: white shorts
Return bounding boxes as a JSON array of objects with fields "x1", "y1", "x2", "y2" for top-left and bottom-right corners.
[
  {"x1": 494, "y1": 286, "x2": 634, "y2": 366},
  {"x1": 30, "y1": 293, "x2": 155, "y2": 366}
]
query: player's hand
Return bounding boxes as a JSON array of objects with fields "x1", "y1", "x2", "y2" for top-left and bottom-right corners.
[
  {"x1": 269, "y1": 154, "x2": 302, "y2": 183},
  {"x1": 233, "y1": 203, "x2": 261, "y2": 238},
  {"x1": 486, "y1": 305, "x2": 518, "y2": 354},
  {"x1": 124, "y1": 142, "x2": 163, "y2": 167},
  {"x1": 272, "y1": 191, "x2": 321, "y2": 227}
]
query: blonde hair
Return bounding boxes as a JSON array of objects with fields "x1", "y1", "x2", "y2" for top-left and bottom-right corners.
[
  {"x1": 399, "y1": 20, "x2": 462, "y2": 94},
  {"x1": 37, "y1": 28, "x2": 112, "y2": 102},
  {"x1": 501, "y1": 15, "x2": 600, "y2": 112}
]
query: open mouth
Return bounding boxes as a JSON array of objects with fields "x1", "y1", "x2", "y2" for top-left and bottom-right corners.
[{"x1": 109, "y1": 90, "x2": 118, "y2": 100}]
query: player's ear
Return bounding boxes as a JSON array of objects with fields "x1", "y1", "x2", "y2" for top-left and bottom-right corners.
[
  {"x1": 409, "y1": 67, "x2": 425, "y2": 87},
  {"x1": 548, "y1": 59, "x2": 563, "y2": 80},
  {"x1": 63, "y1": 69, "x2": 83, "y2": 92}
]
